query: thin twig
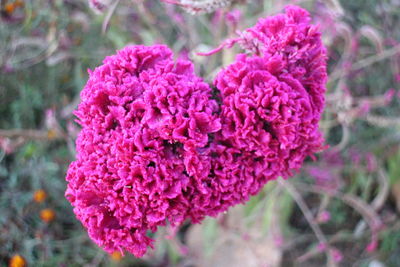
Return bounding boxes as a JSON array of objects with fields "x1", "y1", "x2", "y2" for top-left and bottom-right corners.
[
  {"x1": 330, "y1": 124, "x2": 350, "y2": 151},
  {"x1": 61, "y1": 95, "x2": 81, "y2": 118},
  {"x1": 372, "y1": 168, "x2": 390, "y2": 211},
  {"x1": 277, "y1": 178, "x2": 334, "y2": 265},
  {"x1": 102, "y1": 0, "x2": 120, "y2": 34},
  {"x1": 279, "y1": 178, "x2": 328, "y2": 244},
  {"x1": 330, "y1": 44, "x2": 400, "y2": 82},
  {"x1": 365, "y1": 114, "x2": 400, "y2": 127},
  {"x1": 354, "y1": 168, "x2": 389, "y2": 239},
  {"x1": 295, "y1": 183, "x2": 383, "y2": 244},
  {"x1": 0, "y1": 129, "x2": 64, "y2": 141}
]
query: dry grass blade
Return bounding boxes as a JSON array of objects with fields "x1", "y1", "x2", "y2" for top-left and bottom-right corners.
[
  {"x1": 330, "y1": 44, "x2": 400, "y2": 82},
  {"x1": 102, "y1": 0, "x2": 120, "y2": 34},
  {"x1": 277, "y1": 178, "x2": 336, "y2": 266}
]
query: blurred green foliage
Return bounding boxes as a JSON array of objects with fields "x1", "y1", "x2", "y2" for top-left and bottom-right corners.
[{"x1": 1, "y1": 0, "x2": 400, "y2": 266}]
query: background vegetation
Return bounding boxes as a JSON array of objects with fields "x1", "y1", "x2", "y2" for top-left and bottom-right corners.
[{"x1": 1, "y1": 0, "x2": 399, "y2": 266}]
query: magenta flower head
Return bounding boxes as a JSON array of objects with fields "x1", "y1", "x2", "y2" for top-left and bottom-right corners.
[
  {"x1": 211, "y1": 5, "x2": 327, "y2": 201},
  {"x1": 65, "y1": 5, "x2": 327, "y2": 258},
  {"x1": 244, "y1": 5, "x2": 328, "y2": 113},
  {"x1": 65, "y1": 45, "x2": 220, "y2": 257}
]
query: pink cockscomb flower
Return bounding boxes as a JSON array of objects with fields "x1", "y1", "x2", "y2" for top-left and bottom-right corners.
[
  {"x1": 243, "y1": 5, "x2": 327, "y2": 114},
  {"x1": 212, "y1": 54, "x2": 325, "y2": 198},
  {"x1": 66, "y1": 5, "x2": 327, "y2": 258},
  {"x1": 65, "y1": 45, "x2": 220, "y2": 257},
  {"x1": 201, "y1": 5, "x2": 327, "y2": 114},
  {"x1": 210, "y1": 5, "x2": 327, "y2": 202}
]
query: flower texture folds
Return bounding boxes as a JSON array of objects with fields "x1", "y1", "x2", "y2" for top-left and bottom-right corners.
[
  {"x1": 244, "y1": 5, "x2": 327, "y2": 113},
  {"x1": 211, "y1": 5, "x2": 327, "y2": 204},
  {"x1": 65, "y1": 45, "x2": 221, "y2": 257},
  {"x1": 65, "y1": 5, "x2": 327, "y2": 258}
]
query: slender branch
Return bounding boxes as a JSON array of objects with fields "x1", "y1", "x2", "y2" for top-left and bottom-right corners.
[
  {"x1": 330, "y1": 44, "x2": 400, "y2": 82},
  {"x1": 372, "y1": 168, "x2": 390, "y2": 211},
  {"x1": 0, "y1": 129, "x2": 64, "y2": 141},
  {"x1": 365, "y1": 114, "x2": 400, "y2": 127},
  {"x1": 295, "y1": 183, "x2": 383, "y2": 242},
  {"x1": 277, "y1": 178, "x2": 334, "y2": 265},
  {"x1": 330, "y1": 124, "x2": 350, "y2": 151},
  {"x1": 278, "y1": 178, "x2": 328, "y2": 244},
  {"x1": 102, "y1": 0, "x2": 120, "y2": 34}
]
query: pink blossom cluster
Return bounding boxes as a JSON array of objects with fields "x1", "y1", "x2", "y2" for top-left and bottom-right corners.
[
  {"x1": 244, "y1": 5, "x2": 327, "y2": 114},
  {"x1": 66, "y1": 45, "x2": 221, "y2": 257},
  {"x1": 211, "y1": 54, "x2": 324, "y2": 205},
  {"x1": 66, "y1": 6, "x2": 327, "y2": 257},
  {"x1": 206, "y1": 5, "x2": 326, "y2": 211}
]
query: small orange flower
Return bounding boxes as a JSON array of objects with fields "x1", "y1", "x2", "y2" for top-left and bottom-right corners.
[
  {"x1": 9, "y1": 254, "x2": 26, "y2": 267},
  {"x1": 4, "y1": 3, "x2": 15, "y2": 15},
  {"x1": 40, "y1": 208, "x2": 56, "y2": 223},
  {"x1": 33, "y1": 189, "x2": 47, "y2": 203},
  {"x1": 110, "y1": 251, "x2": 123, "y2": 261},
  {"x1": 47, "y1": 129, "x2": 57, "y2": 139}
]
